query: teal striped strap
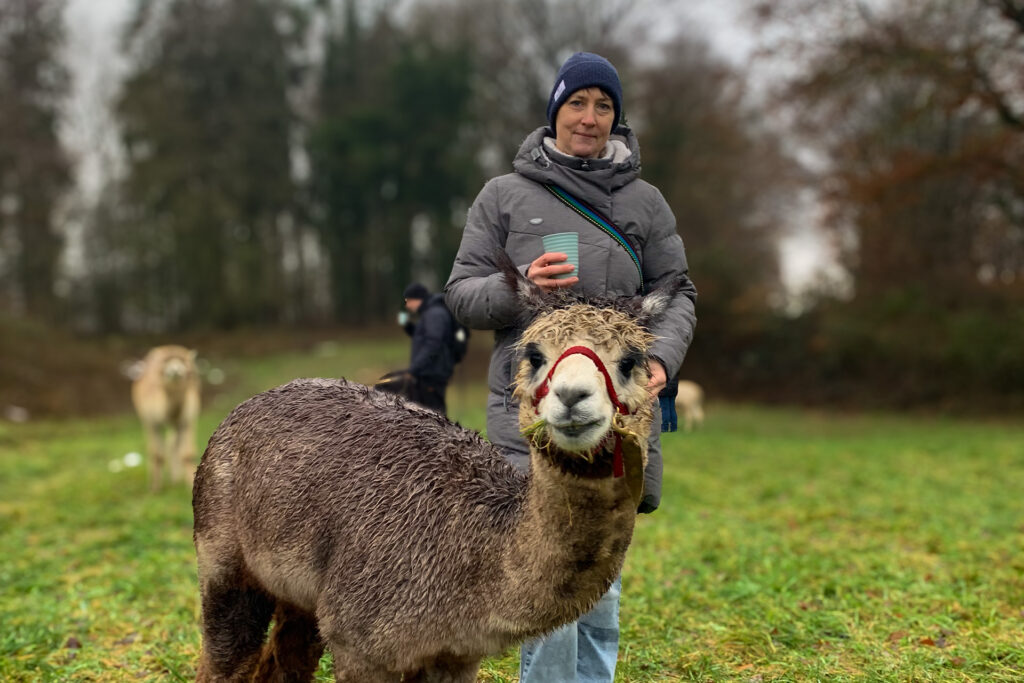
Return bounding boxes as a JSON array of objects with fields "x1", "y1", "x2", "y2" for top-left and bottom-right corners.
[{"x1": 544, "y1": 184, "x2": 645, "y2": 293}]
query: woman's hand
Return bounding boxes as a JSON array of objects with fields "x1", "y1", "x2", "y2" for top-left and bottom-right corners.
[
  {"x1": 646, "y1": 359, "x2": 667, "y2": 397},
  {"x1": 527, "y1": 252, "x2": 578, "y2": 292}
]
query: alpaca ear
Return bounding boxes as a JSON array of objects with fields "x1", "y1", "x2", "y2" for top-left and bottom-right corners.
[
  {"x1": 635, "y1": 277, "x2": 684, "y2": 328},
  {"x1": 493, "y1": 249, "x2": 547, "y2": 317}
]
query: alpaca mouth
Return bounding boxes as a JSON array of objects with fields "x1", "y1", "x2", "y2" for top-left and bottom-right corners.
[{"x1": 551, "y1": 420, "x2": 601, "y2": 438}]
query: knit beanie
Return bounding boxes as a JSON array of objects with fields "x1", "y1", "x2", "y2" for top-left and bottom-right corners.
[
  {"x1": 546, "y1": 52, "x2": 623, "y2": 132},
  {"x1": 403, "y1": 282, "x2": 429, "y2": 300}
]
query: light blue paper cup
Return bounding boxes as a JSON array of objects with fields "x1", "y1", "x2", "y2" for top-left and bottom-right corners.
[{"x1": 541, "y1": 232, "x2": 579, "y2": 280}]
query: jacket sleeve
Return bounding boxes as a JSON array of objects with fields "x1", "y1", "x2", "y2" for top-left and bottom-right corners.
[
  {"x1": 642, "y1": 188, "x2": 697, "y2": 379},
  {"x1": 444, "y1": 179, "x2": 528, "y2": 330},
  {"x1": 408, "y1": 307, "x2": 449, "y2": 377}
]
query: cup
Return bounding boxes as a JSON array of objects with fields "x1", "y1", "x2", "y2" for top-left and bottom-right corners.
[{"x1": 541, "y1": 232, "x2": 579, "y2": 280}]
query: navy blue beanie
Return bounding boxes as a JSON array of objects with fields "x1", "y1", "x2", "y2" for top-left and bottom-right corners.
[
  {"x1": 403, "y1": 282, "x2": 429, "y2": 300},
  {"x1": 546, "y1": 52, "x2": 623, "y2": 132}
]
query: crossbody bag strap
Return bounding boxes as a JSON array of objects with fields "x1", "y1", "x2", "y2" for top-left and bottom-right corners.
[{"x1": 543, "y1": 183, "x2": 645, "y2": 293}]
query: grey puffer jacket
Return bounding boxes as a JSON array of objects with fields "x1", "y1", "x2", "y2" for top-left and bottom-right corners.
[{"x1": 444, "y1": 126, "x2": 697, "y2": 512}]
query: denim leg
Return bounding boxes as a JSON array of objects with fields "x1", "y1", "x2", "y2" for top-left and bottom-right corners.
[
  {"x1": 519, "y1": 621, "x2": 577, "y2": 682},
  {"x1": 576, "y1": 576, "x2": 621, "y2": 683},
  {"x1": 518, "y1": 578, "x2": 621, "y2": 683}
]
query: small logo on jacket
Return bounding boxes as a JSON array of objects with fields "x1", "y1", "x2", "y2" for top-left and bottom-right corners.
[{"x1": 529, "y1": 218, "x2": 543, "y2": 225}]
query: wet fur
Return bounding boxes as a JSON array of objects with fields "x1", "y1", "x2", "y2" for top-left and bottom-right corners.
[{"x1": 192, "y1": 260, "x2": 678, "y2": 681}]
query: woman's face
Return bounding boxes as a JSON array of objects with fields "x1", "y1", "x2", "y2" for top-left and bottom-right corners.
[{"x1": 553, "y1": 87, "x2": 614, "y2": 159}]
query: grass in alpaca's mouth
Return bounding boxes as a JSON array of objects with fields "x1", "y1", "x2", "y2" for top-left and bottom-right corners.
[
  {"x1": 524, "y1": 419, "x2": 605, "y2": 456},
  {"x1": 551, "y1": 421, "x2": 601, "y2": 438}
]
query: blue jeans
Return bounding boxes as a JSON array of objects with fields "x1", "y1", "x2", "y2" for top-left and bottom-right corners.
[
  {"x1": 659, "y1": 395, "x2": 677, "y2": 432},
  {"x1": 519, "y1": 576, "x2": 621, "y2": 683}
]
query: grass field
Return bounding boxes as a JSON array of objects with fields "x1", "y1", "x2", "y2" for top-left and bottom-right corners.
[{"x1": 2, "y1": 337, "x2": 1023, "y2": 681}]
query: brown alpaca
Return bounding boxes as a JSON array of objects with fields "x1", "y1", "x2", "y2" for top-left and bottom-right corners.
[
  {"x1": 191, "y1": 261, "x2": 679, "y2": 682},
  {"x1": 131, "y1": 345, "x2": 200, "y2": 491}
]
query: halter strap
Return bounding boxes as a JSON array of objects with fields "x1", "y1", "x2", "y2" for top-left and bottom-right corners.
[
  {"x1": 531, "y1": 345, "x2": 630, "y2": 415},
  {"x1": 531, "y1": 345, "x2": 631, "y2": 478}
]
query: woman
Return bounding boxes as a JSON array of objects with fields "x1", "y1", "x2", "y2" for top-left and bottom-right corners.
[{"x1": 444, "y1": 51, "x2": 697, "y2": 683}]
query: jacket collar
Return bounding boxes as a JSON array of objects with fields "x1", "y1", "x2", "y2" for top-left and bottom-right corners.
[
  {"x1": 542, "y1": 136, "x2": 633, "y2": 165},
  {"x1": 512, "y1": 126, "x2": 642, "y2": 205}
]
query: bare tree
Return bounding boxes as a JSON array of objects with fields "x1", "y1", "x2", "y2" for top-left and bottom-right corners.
[
  {"x1": 0, "y1": 0, "x2": 70, "y2": 320},
  {"x1": 757, "y1": 0, "x2": 1024, "y2": 303},
  {"x1": 99, "y1": 0, "x2": 304, "y2": 331},
  {"x1": 408, "y1": 0, "x2": 642, "y2": 174}
]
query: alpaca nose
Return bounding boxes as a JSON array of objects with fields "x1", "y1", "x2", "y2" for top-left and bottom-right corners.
[{"x1": 555, "y1": 385, "x2": 592, "y2": 409}]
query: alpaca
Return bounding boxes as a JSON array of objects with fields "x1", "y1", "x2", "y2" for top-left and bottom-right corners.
[
  {"x1": 191, "y1": 261, "x2": 679, "y2": 682},
  {"x1": 131, "y1": 345, "x2": 200, "y2": 491},
  {"x1": 675, "y1": 380, "x2": 705, "y2": 432}
]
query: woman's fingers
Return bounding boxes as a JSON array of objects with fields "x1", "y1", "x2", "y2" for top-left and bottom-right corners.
[
  {"x1": 528, "y1": 252, "x2": 577, "y2": 290},
  {"x1": 539, "y1": 274, "x2": 579, "y2": 290},
  {"x1": 646, "y1": 360, "x2": 667, "y2": 397}
]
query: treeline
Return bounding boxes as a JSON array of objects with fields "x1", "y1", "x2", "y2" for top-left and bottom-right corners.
[
  {"x1": 740, "y1": 0, "x2": 1024, "y2": 408},
  {"x1": 1, "y1": 0, "x2": 1022, "y2": 409}
]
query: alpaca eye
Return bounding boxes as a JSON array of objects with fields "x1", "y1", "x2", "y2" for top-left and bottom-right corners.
[
  {"x1": 618, "y1": 357, "x2": 637, "y2": 376},
  {"x1": 528, "y1": 350, "x2": 546, "y2": 370}
]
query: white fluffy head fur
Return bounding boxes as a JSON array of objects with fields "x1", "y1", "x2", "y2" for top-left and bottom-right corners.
[
  {"x1": 514, "y1": 304, "x2": 654, "y2": 453},
  {"x1": 493, "y1": 249, "x2": 681, "y2": 457}
]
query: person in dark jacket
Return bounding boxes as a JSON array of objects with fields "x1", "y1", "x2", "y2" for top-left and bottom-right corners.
[
  {"x1": 401, "y1": 282, "x2": 457, "y2": 415},
  {"x1": 444, "y1": 52, "x2": 697, "y2": 683}
]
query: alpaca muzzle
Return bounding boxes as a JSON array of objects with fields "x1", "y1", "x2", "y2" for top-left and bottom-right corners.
[{"x1": 531, "y1": 345, "x2": 631, "y2": 478}]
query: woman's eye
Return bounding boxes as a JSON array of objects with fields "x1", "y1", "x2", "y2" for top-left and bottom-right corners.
[
  {"x1": 618, "y1": 357, "x2": 637, "y2": 376},
  {"x1": 597, "y1": 103, "x2": 612, "y2": 113}
]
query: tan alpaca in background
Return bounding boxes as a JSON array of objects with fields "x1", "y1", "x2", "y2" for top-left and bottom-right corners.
[
  {"x1": 131, "y1": 345, "x2": 200, "y2": 491},
  {"x1": 675, "y1": 380, "x2": 705, "y2": 432}
]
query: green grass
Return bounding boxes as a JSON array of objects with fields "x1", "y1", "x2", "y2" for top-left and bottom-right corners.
[{"x1": 1, "y1": 339, "x2": 1022, "y2": 681}]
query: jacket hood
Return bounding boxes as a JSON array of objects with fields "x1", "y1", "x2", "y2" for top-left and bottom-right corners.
[{"x1": 512, "y1": 126, "x2": 642, "y2": 205}]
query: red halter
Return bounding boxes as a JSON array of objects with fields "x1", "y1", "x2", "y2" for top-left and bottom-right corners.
[{"x1": 531, "y1": 345, "x2": 631, "y2": 477}]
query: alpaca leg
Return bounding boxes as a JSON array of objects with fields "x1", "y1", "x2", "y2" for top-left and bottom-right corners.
[
  {"x1": 168, "y1": 425, "x2": 184, "y2": 484},
  {"x1": 252, "y1": 604, "x2": 324, "y2": 682},
  {"x1": 196, "y1": 577, "x2": 275, "y2": 682},
  {"x1": 180, "y1": 418, "x2": 198, "y2": 487},
  {"x1": 682, "y1": 409, "x2": 694, "y2": 433},
  {"x1": 171, "y1": 418, "x2": 197, "y2": 486},
  {"x1": 143, "y1": 423, "x2": 164, "y2": 491}
]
